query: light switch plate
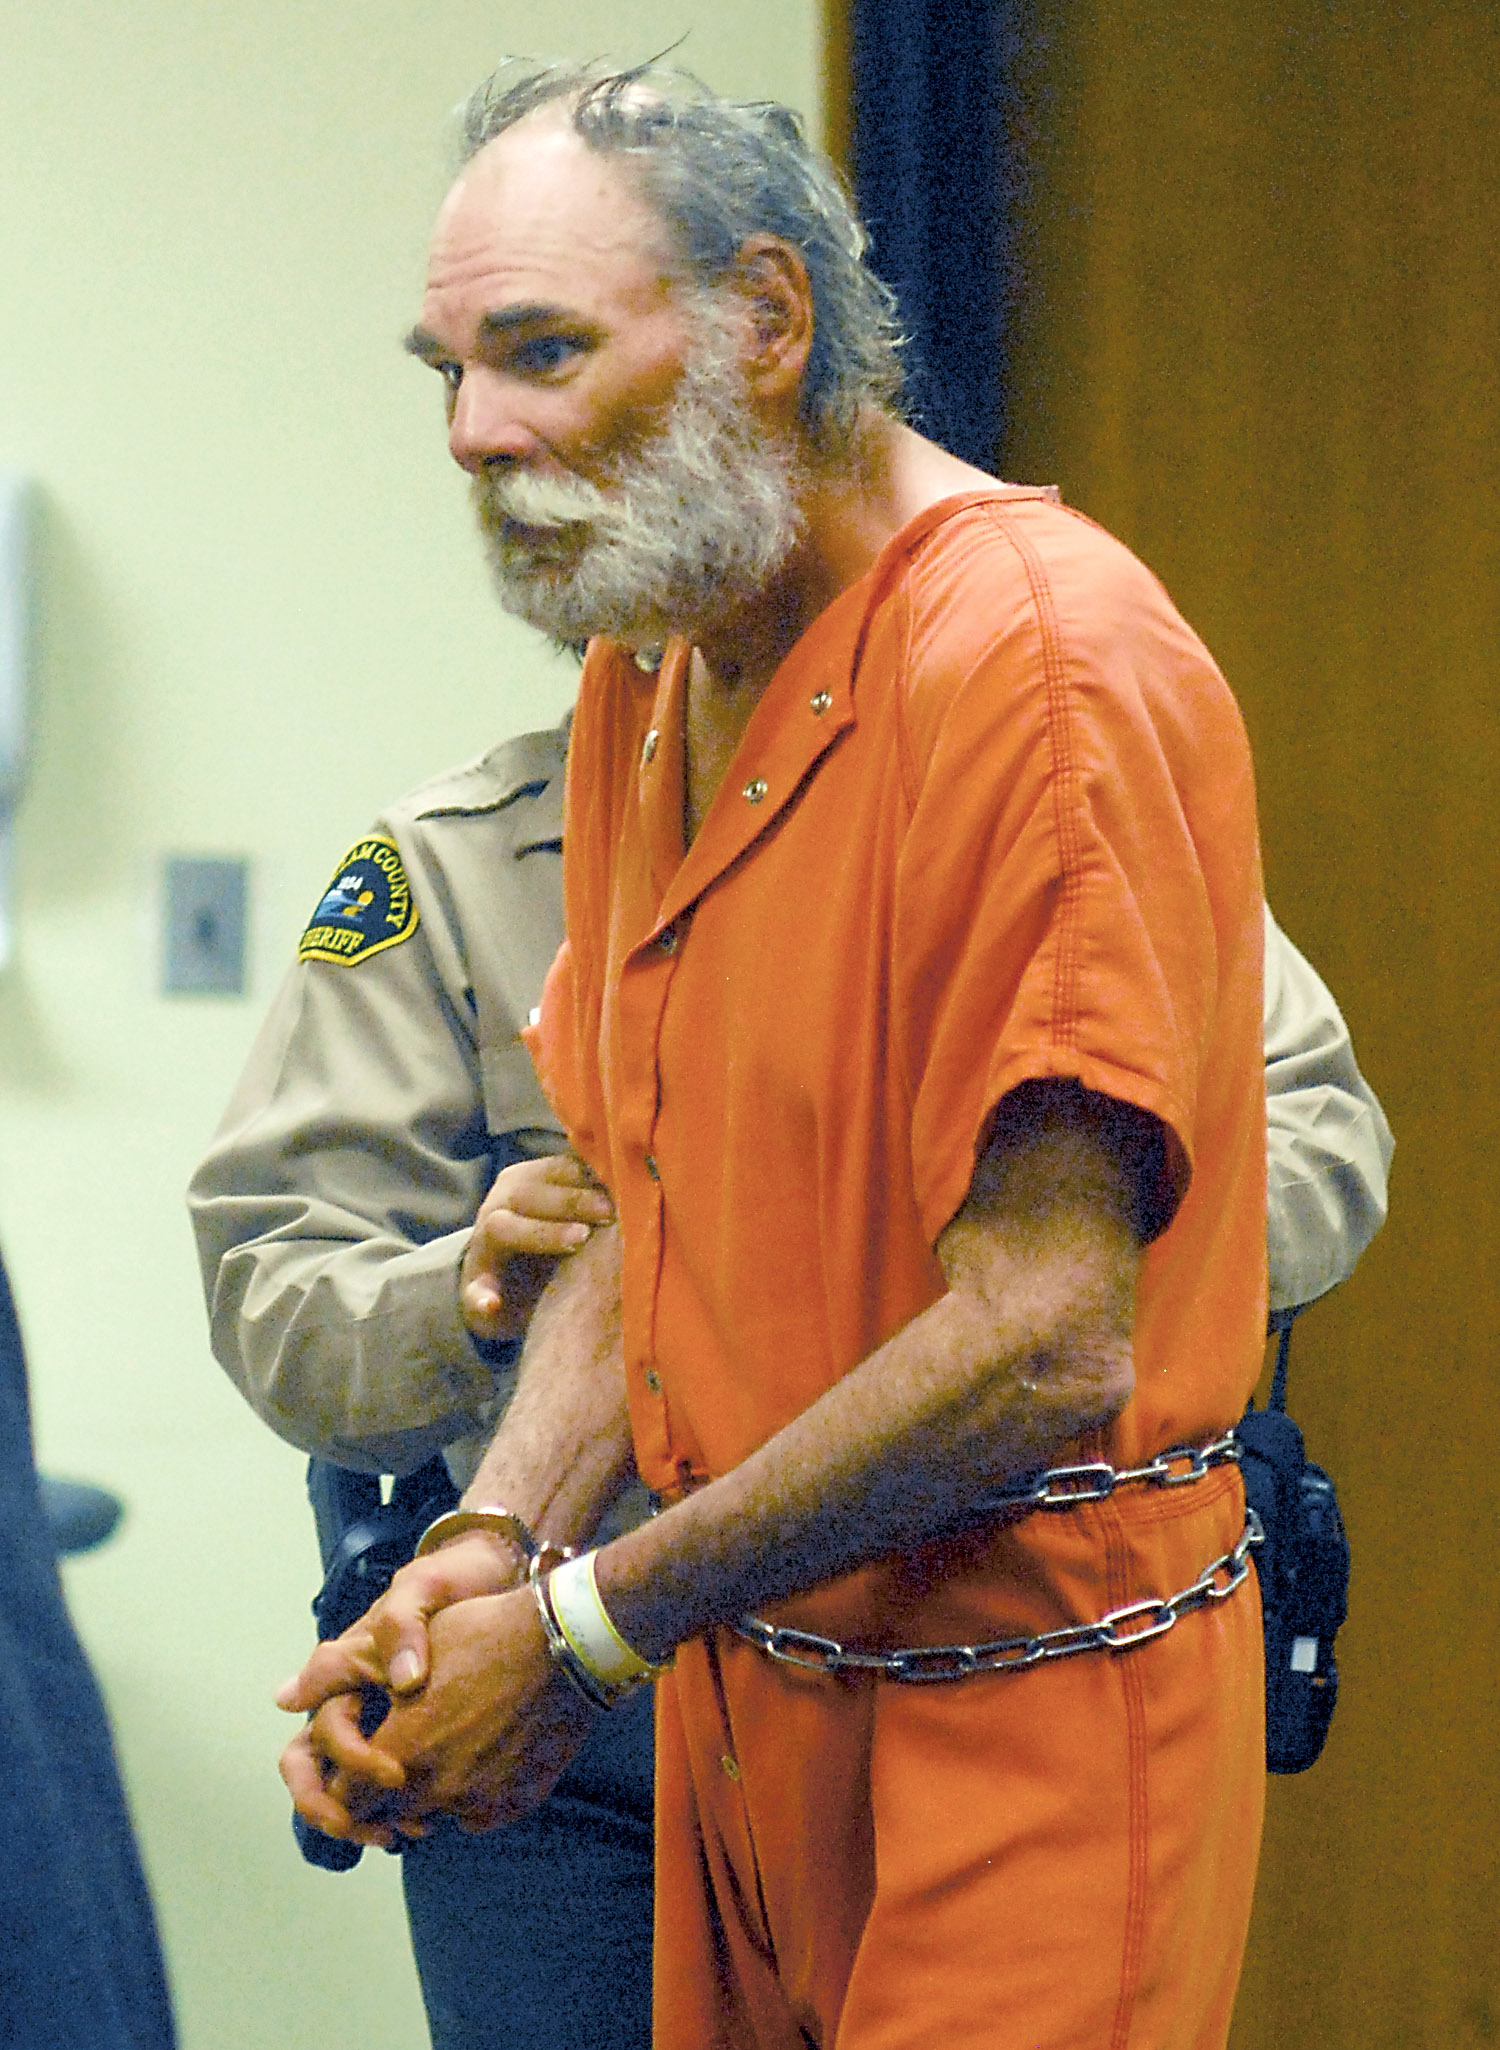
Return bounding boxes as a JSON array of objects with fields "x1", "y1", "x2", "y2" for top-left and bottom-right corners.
[{"x1": 163, "y1": 855, "x2": 247, "y2": 995}]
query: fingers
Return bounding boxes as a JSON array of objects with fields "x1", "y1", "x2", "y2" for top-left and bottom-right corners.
[
  {"x1": 280, "y1": 1697, "x2": 407, "y2": 1849},
  {"x1": 372, "y1": 1596, "x2": 597, "y2": 1826},
  {"x1": 277, "y1": 1540, "x2": 515, "y2": 1713},
  {"x1": 494, "y1": 1155, "x2": 616, "y2": 1225},
  {"x1": 275, "y1": 1624, "x2": 385, "y2": 1713},
  {"x1": 460, "y1": 1256, "x2": 538, "y2": 1341},
  {"x1": 369, "y1": 1541, "x2": 510, "y2": 1694},
  {"x1": 470, "y1": 1207, "x2": 588, "y2": 1276},
  {"x1": 368, "y1": 1564, "x2": 441, "y2": 1696},
  {"x1": 363, "y1": 1542, "x2": 519, "y2": 1697},
  {"x1": 502, "y1": 1151, "x2": 613, "y2": 1206},
  {"x1": 318, "y1": 1700, "x2": 407, "y2": 1807},
  {"x1": 287, "y1": 1591, "x2": 596, "y2": 1840},
  {"x1": 485, "y1": 1154, "x2": 616, "y2": 1235},
  {"x1": 281, "y1": 1564, "x2": 600, "y2": 1852},
  {"x1": 461, "y1": 1157, "x2": 616, "y2": 1336},
  {"x1": 281, "y1": 1725, "x2": 358, "y2": 1839}
]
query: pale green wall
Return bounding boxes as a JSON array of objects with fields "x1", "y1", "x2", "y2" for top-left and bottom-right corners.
[{"x1": 0, "y1": 6, "x2": 819, "y2": 2045}]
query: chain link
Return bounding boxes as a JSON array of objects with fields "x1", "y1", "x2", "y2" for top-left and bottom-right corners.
[
  {"x1": 735, "y1": 1508, "x2": 1263, "y2": 1684},
  {"x1": 973, "y1": 1429, "x2": 1242, "y2": 1513}
]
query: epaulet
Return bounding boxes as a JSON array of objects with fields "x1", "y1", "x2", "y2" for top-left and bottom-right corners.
[{"x1": 400, "y1": 723, "x2": 568, "y2": 824}]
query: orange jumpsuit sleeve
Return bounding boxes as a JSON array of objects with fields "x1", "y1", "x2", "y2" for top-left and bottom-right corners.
[{"x1": 888, "y1": 500, "x2": 1262, "y2": 1248}]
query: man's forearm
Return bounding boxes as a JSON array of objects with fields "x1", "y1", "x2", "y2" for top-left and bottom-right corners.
[
  {"x1": 597, "y1": 1117, "x2": 1141, "y2": 1665},
  {"x1": 279, "y1": 1095, "x2": 1145, "y2": 1833},
  {"x1": 460, "y1": 1222, "x2": 635, "y2": 1545}
]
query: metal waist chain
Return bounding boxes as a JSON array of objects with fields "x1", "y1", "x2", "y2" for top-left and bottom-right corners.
[
  {"x1": 735, "y1": 1507, "x2": 1261, "y2": 1683},
  {"x1": 734, "y1": 1434, "x2": 1258, "y2": 1685},
  {"x1": 975, "y1": 1429, "x2": 1242, "y2": 1512}
]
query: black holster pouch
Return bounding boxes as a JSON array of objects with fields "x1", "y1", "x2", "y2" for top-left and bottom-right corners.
[
  {"x1": 1237, "y1": 1318, "x2": 1350, "y2": 1774},
  {"x1": 293, "y1": 1453, "x2": 460, "y2": 1871}
]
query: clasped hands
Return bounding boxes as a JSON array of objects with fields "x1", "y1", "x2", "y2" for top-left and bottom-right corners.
[
  {"x1": 277, "y1": 1153, "x2": 613, "y2": 1842},
  {"x1": 276, "y1": 1536, "x2": 597, "y2": 1843}
]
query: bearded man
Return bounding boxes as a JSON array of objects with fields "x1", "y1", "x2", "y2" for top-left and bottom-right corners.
[{"x1": 278, "y1": 62, "x2": 1341, "y2": 2048}]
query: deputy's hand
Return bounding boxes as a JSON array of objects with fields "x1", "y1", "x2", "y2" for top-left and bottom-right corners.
[{"x1": 461, "y1": 1154, "x2": 615, "y2": 1342}]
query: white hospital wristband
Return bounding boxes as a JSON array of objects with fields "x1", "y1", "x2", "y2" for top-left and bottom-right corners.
[{"x1": 547, "y1": 1550, "x2": 666, "y2": 1694}]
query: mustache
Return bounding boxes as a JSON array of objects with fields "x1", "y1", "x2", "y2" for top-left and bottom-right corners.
[{"x1": 474, "y1": 465, "x2": 614, "y2": 535}]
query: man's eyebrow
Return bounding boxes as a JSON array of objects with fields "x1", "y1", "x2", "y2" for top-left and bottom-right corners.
[
  {"x1": 402, "y1": 326, "x2": 445, "y2": 362},
  {"x1": 477, "y1": 303, "x2": 580, "y2": 341},
  {"x1": 402, "y1": 306, "x2": 585, "y2": 363}
]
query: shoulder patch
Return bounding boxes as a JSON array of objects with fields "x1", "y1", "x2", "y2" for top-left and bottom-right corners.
[{"x1": 298, "y1": 835, "x2": 419, "y2": 966}]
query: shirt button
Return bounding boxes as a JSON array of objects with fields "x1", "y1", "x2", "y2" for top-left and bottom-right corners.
[
  {"x1": 743, "y1": 778, "x2": 768, "y2": 805},
  {"x1": 720, "y1": 1753, "x2": 741, "y2": 1782},
  {"x1": 641, "y1": 728, "x2": 659, "y2": 767},
  {"x1": 810, "y1": 690, "x2": 833, "y2": 716},
  {"x1": 644, "y1": 1154, "x2": 659, "y2": 1180},
  {"x1": 644, "y1": 1368, "x2": 662, "y2": 1394},
  {"x1": 657, "y1": 924, "x2": 678, "y2": 954}
]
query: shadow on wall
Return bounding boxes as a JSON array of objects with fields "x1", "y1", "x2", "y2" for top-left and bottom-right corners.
[
  {"x1": 0, "y1": 968, "x2": 71, "y2": 1094},
  {"x1": 0, "y1": 490, "x2": 140, "y2": 1095},
  {"x1": 25, "y1": 491, "x2": 133, "y2": 904}
]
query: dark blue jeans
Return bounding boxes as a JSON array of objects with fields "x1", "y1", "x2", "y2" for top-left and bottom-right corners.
[{"x1": 401, "y1": 1683, "x2": 655, "y2": 2050}]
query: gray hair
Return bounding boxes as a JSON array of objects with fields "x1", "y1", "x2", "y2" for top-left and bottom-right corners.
[{"x1": 456, "y1": 59, "x2": 905, "y2": 450}]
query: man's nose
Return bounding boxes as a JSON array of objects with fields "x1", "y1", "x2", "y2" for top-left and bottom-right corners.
[{"x1": 447, "y1": 368, "x2": 537, "y2": 474}]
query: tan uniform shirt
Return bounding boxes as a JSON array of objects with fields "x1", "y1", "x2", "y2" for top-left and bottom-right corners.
[
  {"x1": 1263, "y1": 903, "x2": 1393, "y2": 1313},
  {"x1": 189, "y1": 723, "x2": 568, "y2": 1481},
  {"x1": 188, "y1": 724, "x2": 1390, "y2": 1483}
]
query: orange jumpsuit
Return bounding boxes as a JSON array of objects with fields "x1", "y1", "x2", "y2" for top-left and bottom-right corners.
[{"x1": 533, "y1": 489, "x2": 1269, "y2": 2048}]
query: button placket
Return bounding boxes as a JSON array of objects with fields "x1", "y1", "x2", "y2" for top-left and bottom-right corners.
[{"x1": 614, "y1": 642, "x2": 857, "y2": 1499}]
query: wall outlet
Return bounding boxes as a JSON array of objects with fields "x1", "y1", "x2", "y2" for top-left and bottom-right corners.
[{"x1": 162, "y1": 855, "x2": 248, "y2": 996}]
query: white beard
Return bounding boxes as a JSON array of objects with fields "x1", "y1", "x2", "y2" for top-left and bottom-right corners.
[{"x1": 472, "y1": 322, "x2": 804, "y2": 649}]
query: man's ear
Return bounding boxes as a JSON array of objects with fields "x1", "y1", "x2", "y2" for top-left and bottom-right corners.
[{"x1": 732, "y1": 235, "x2": 814, "y2": 407}]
